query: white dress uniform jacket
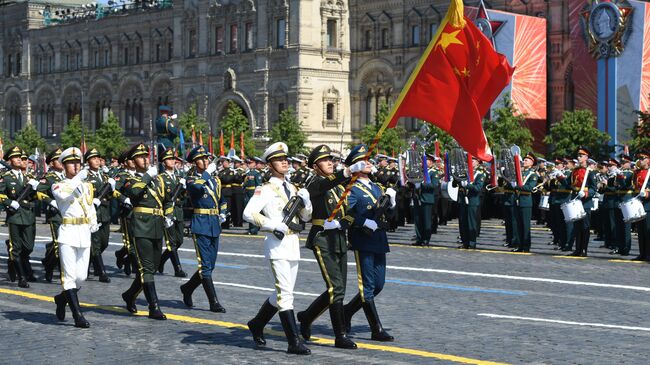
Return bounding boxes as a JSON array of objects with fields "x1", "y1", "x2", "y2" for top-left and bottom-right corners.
[{"x1": 52, "y1": 177, "x2": 97, "y2": 248}]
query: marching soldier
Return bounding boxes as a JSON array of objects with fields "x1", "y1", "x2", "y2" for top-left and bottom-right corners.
[
  {"x1": 297, "y1": 144, "x2": 365, "y2": 349},
  {"x1": 548, "y1": 158, "x2": 572, "y2": 251},
  {"x1": 52, "y1": 147, "x2": 99, "y2": 328},
  {"x1": 413, "y1": 154, "x2": 438, "y2": 246},
  {"x1": 601, "y1": 159, "x2": 620, "y2": 252},
  {"x1": 120, "y1": 143, "x2": 168, "y2": 320},
  {"x1": 0, "y1": 146, "x2": 52, "y2": 286},
  {"x1": 500, "y1": 173, "x2": 517, "y2": 248},
  {"x1": 114, "y1": 151, "x2": 135, "y2": 276},
  {"x1": 230, "y1": 155, "x2": 246, "y2": 227},
  {"x1": 85, "y1": 148, "x2": 121, "y2": 283},
  {"x1": 41, "y1": 148, "x2": 64, "y2": 282},
  {"x1": 633, "y1": 151, "x2": 650, "y2": 261},
  {"x1": 243, "y1": 157, "x2": 264, "y2": 235},
  {"x1": 568, "y1": 147, "x2": 597, "y2": 257},
  {"x1": 157, "y1": 148, "x2": 188, "y2": 277},
  {"x1": 511, "y1": 152, "x2": 539, "y2": 252},
  {"x1": 218, "y1": 156, "x2": 234, "y2": 229},
  {"x1": 180, "y1": 146, "x2": 228, "y2": 313},
  {"x1": 456, "y1": 155, "x2": 486, "y2": 249},
  {"x1": 243, "y1": 142, "x2": 313, "y2": 355},
  {"x1": 614, "y1": 155, "x2": 634, "y2": 256},
  {"x1": 340, "y1": 144, "x2": 396, "y2": 342}
]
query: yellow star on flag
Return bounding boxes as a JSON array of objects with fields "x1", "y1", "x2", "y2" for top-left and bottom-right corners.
[{"x1": 436, "y1": 29, "x2": 463, "y2": 53}]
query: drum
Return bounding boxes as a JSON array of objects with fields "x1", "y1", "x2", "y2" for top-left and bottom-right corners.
[
  {"x1": 539, "y1": 194, "x2": 550, "y2": 211},
  {"x1": 620, "y1": 198, "x2": 647, "y2": 223},
  {"x1": 561, "y1": 199, "x2": 586, "y2": 222},
  {"x1": 441, "y1": 181, "x2": 458, "y2": 202}
]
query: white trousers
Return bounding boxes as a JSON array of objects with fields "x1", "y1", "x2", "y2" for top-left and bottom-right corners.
[
  {"x1": 59, "y1": 245, "x2": 90, "y2": 291},
  {"x1": 268, "y1": 259, "x2": 299, "y2": 312}
]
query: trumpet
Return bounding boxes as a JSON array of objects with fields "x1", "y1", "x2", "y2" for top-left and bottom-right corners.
[{"x1": 531, "y1": 182, "x2": 545, "y2": 193}]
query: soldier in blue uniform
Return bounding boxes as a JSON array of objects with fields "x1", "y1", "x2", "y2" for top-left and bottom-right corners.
[
  {"x1": 341, "y1": 144, "x2": 396, "y2": 342},
  {"x1": 180, "y1": 146, "x2": 228, "y2": 313}
]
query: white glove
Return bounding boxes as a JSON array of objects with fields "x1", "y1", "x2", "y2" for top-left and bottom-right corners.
[
  {"x1": 349, "y1": 161, "x2": 367, "y2": 174},
  {"x1": 123, "y1": 197, "x2": 132, "y2": 207},
  {"x1": 164, "y1": 216, "x2": 174, "y2": 228},
  {"x1": 510, "y1": 181, "x2": 517, "y2": 188},
  {"x1": 27, "y1": 179, "x2": 39, "y2": 190},
  {"x1": 363, "y1": 218, "x2": 378, "y2": 232},
  {"x1": 146, "y1": 165, "x2": 158, "y2": 178},
  {"x1": 461, "y1": 181, "x2": 468, "y2": 187},
  {"x1": 93, "y1": 198, "x2": 101, "y2": 207},
  {"x1": 179, "y1": 178, "x2": 186, "y2": 188},
  {"x1": 219, "y1": 213, "x2": 227, "y2": 223},
  {"x1": 323, "y1": 219, "x2": 341, "y2": 231},
  {"x1": 75, "y1": 169, "x2": 88, "y2": 181},
  {"x1": 577, "y1": 190, "x2": 585, "y2": 199},
  {"x1": 90, "y1": 223, "x2": 101, "y2": 233},
  {"x1": 371, "y1": 166, "x2": 378, "y2": 174},
  {"x1": 386, "y1": 189, "x2": 397, "y2": 208},
  {"x1": 206, "y1": 162, "x2": 218, "y2": 175},
  {"x1": 274, "y1": 222, "x2": 289, "y2": 234},
  {"x1": 108, "y1": 178, "x2": 116, "y2": 191},
  {"x1": 296, "y1": 188, "x2": 311, "y2": 208},
  {"x1": 9, "y1": 200, "x2": 19, "y2": 210},
  {"x1": 415, "y1": 182, "x2": 422, "y2": 189},
  {"x1": 49, "y1": 200, "x2": 58, "y2": 210},
  {"x1": 102, "y1": 166, "x2": 110, "y2": 174}
]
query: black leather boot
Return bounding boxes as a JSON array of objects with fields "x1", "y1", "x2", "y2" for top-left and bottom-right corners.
[
  {"x1": 329, "y1": 300, "x2": 357, "y2": 349},
  {"x1": 362, "y1": 299, "x2": 394, "y2": 341},
  {"x1": 143, "y1": 282, "x2": 166, "y2": 320},
  {"x1": 14, "y1": 259, "x2": 29, "y2": 288},
  {"x1": 54, "y1": 291, "x2": 67, "y2": 321},
  {"x1": 180, "y1": 271, "x2": 202, "y2": 308},
  {"x1": 247, "y1": 299, "x2": 278, "y2": 346},
  {"x1": 94, "y1": 255, "x2": 111, "y2": 283},
  {"x1": 7, "y1": 259, "x2": 16, "y2": 282},
  {"x1": 201, "y1": 277, "x2": 226, "y2": 313},
  {"x1": 169, "y1": 250, "x2": 187, "y2": 278},
  {"x1": 121, "y1": 278, "x2": 142, "y2": 313},
  {"x1": 296, "y1": 292, "x2": 329, "y2": 341},
  {"x1": 115, "y1": 247, "x2": 126, "y2": 269},
  {"x1": 41, "y1": 248, "x2": 57, "y2": 283},
  {"x1": 158, "y1": 250, "x2": 170, "y2": 274},
  {"x1": 65, "y1": 289, "x2": 90, "y2": 328},
  {"x1": 343, "y1": 293, "x2": 362, "y2": 334},
  {"x1": 21, "y1": 255, "x2": 36, "y2": 282},
  {"x1": 279, "y1": 310, "x2": 311, "y2": 355}
]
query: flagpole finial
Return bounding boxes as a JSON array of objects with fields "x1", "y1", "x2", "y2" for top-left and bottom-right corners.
[{"x1": 448, "y1": 0, "x2": 466, "y2": 28}]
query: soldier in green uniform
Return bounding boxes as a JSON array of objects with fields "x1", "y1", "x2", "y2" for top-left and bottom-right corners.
[
  {"x1": 218, "y1": 157, "x2": 234, "y2": 229},
  {"x1": 85, "y1": 148, "x2": 122, "y2": 283},
  {"x1": 568, "y1": 147, "x2": 598, "y2": 257},
  {"x1": 548, "y1": 158, "x2": 571, "y2": 251},
  {"x1": 613, "y1": 155, "x2": 634, "y2": 256},
  {"x1": 243, "y1": 157, "x2": 264, "y2": 235},
  {"x1": 413, "y1": 154, "x2": 438, "y2": 246},
  {"x1": 296, "y1": 145, "x2": 365, "y2": 349},
  {"x1": 0, "y1": 146, "x2": 53, "y2": 286},
  {"x1": 157, "y1": 148, "x2": 187, "y2": 277},
  {"x1": 230, "y1": 155, "x2": 246, "y2": 227},
  {"x1": 511, "y1": 153, "x2": 539, "y2": 252},
  {"x1": 120, "y1": 143, "x2": 168, "y2": 320},
  {"x1": 113, "y1": 151, "x2": 136, "y2": 276},
  {"x1": 601, "y1": 159, "x2": 620, "y2": 252},
  {"x1": 40, "y1": 148, "x2": 64, "y2": 282},
  {"x1": 455, "y1": 155, "x2": 486, "y2": 249}
]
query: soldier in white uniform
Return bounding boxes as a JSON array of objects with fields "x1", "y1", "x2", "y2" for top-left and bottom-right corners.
[
  {"x1": 243, "y1": 142, "x2": 312, "y2": 355},
  {"x1": 51, "y1": 147, "x2": 100, "y2": 328}
]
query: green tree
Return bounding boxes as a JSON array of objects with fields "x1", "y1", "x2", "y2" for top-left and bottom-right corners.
[
  {"x1": 176, "y1": 104, "x2": 209, "y2": 146},
  {"x1": 94, "y1": 112, "x2": 128, "y2": 159},
  {"x1": 483, "y1": 96, "x2": 534, "y2": 153},
  {"x1": 269, "y1": 107, "x2": 307, "y2": 155},
  {"x1": 13, "y1": 124, "x2": 46, "y2": 153},
  {"x1": 355, "y1": 102, "x2": 407, "y2": 156},
  {"x1": 628, "y1": 107, "x2": 650, "y2": 153},
  {"x1": 220, "y1": 100, "x2": 257, "y2": 157},
  {"x1": 60, "y1": 115, "x2": 95, "y2": 149},
  {"x1": 543, "y1": 109, "x2": 612, "y2": 160}
]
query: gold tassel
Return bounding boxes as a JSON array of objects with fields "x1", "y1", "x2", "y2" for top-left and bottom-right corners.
[{"x1": 447, "y1": 0, "x2": 466, "y2": 28}]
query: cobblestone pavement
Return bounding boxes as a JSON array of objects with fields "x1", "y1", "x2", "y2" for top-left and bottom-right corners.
[{"x1": 1, "y1": 219, "x2": 649, "y2": 364}]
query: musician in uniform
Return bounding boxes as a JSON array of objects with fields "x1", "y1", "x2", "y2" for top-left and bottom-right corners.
[
  {"x1": 85, "y1": 148, "x2": 121, "y2": 283},
  {"x1": 243, "y1": 157, "x2": 264, "y2": 235},
  {"x1": 230, "y1": 155, "x2": 246, "y2": 227},
  {"x1": 613, "y1": 155, "x2": 634, "y2": 256},
  {"x1": 180, "y1": 146, "x2": 228, "y2": 313},
  {"x1": 567, "y1": 147, "x2": 597, "y2": 257},
  {"x1": 456, "y1": 155, "x2": 486, "y2": 249},
  {"x1": 51, "y1": 147, "x2": 99, "y2": 328},
  {"x1": 511, "y1": 152, "x2": 539, "y2": 252},
  {"x1": 548, "y1": 158, "x2": 571, "y2": 251},
  {"x1": 120, "y1": 143, "x2": 168, "y2": 320},
  {"x1": 601, "y1": 159, "x2": 620, "y2": 252},
  {"x1": 340, "y1": 144, "x2": 396, "y2": 342},
  {"x1": 413, "y1": 154, "x2": 438, "y2": 246},
  {"x1": 500, "y1": 172, "x2": 517, "y2": 248},
  {"x1": 41, "y1": 148, "x2": 64, "y2": 282},
  {"x1": 157, "y1": 148, "x2": 187, "y2": 277},
  {"x1": 297, "y1": 144, "x2": 365, "y2": 349},
  {"x1": 0, "y1": 146, "x2": 53, "y2": 286},
  {"x1": 243, "y1": 142, "x2": 313, "y2": 355},
  {"x1": 633, "y1": 151, "x2": 650, "y2": 261}
]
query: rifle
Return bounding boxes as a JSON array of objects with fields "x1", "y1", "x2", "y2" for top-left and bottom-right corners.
[
  {"x1": 7, "y1": 185, "x2": 34, "y2": 214},
  {"x1": 362, "y1": 194, "x2": 391, "y2": 236},
  {"x1": 273, "y1": 195, "x2": 305, "y2": 240}
]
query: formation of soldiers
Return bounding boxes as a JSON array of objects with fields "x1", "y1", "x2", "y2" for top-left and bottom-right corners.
[{"x1": 3, "y1": 137, "x2": 650, "y2": 351}]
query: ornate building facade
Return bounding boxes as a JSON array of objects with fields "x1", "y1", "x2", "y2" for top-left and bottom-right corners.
[{"x1": 1, "y1": 0, "x2": 570, "y2": 149}]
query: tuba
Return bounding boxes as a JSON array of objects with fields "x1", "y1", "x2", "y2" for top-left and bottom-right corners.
[
  {"x1": 449, "y1": 146, "x2": 468, "y2": 182},
  {"x1": 404, "y1": 147, "x2": 424, "y2": 183},
  {"x1": 497, "y1": 144, "x2": 517, "y2": 183}
]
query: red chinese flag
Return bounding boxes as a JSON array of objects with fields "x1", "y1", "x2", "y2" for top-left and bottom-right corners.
[
  {"x1": 386, "y1": 0, "x2": 513, "y2": 162},
  {"x1": 219, "y1": 130, "x2": 225, "y2": 156}
]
